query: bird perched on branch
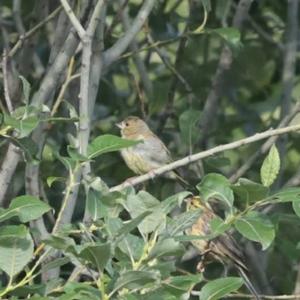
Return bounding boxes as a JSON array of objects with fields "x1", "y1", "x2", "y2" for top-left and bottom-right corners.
[
  {"x1": 185, "y1": 196, "x2": 261, "y2": 300},
  {"x1": 116, "y1": 116, "x2": 188, "y2": 186}
]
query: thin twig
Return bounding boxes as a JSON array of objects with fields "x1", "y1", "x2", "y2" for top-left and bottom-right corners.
[
  {"x1": 60, "y1": 0, "x2": 86, "y2": 39},
  {"x1": 110, "y1": 124, "x2": 300, "y2": 191},
  {"x1": 104, "y1": 0, "x2": 156, "y2": 67},
  {"x1": 9, "y1": 6, "x2": 62, "y2": 57},
  {"x1": 146, "y1": 31, "x2": 195, "y2": 101}
]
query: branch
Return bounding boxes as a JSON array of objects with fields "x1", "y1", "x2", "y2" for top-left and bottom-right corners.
[
  {"x1": 110, "y1": 124, "x2": 300, "y2": 191},
  {"x1": 0, "y1": 143, "x2": 21, "y2": 205},
  {"x1": 2, "y1": 50, "x2": 13, "y2": 113},
  {"x1": 54, "y1": 0, "x2": 105, "y2": 228},
  {"x1": 60, "y1": 0, "x2": 86, "y2": 39},
  {"x1": 276, "y1": 0, "x2": 299, "y2": 187},
  {"x1": 104, "y1": 0, "x2": 155, "y2": 67},
  {"x1": 121, "y1": 4, "x2": 152, "y2": 99}
]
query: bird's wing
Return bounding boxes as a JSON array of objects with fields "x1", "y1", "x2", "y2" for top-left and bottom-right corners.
[
  {"x1": 212, "y1": 234, "x2": 248, "y2": 270},
  {"x1": 142, "y1": 134, "x2": 172, "y2": 164}
]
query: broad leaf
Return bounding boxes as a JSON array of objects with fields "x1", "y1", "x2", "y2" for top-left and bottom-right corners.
[
  {"x1": 167, "y1": 209, "x2": 203, "y2": 236},
  {"x1": 79, "y1": 242, "x2": 111, "y2": 272},
  {"x1": 19, "y1": 75, "x2": 31, "y2": 104},
  {"x1": 87, "y1": 134, "x2": 140, "y2": 159},
  {"x1": 235, "y1": 211, "x2": 275, "y2": 250},
  {"x1": 7, "y1": 195, "x2": 51, "y2": 223},
  {"x1": 260, "y1": 144, "x2": 280, "y2": 187},
  {"x1": 200, "y1": 277, "x2": 243, "y2": 300},
  {"x1": 113, "y1": 270, "x2": 160, "y2": 292},
  {"x1": 271, "y1": 188, "x2": 300, "y2": 203},
  {"x1": 0, "y1": 225, "x2": 34, "y2": 277},
  {"x1": 147, "y1": 238, "x2": 184, "y2": 260},
  {"x1": 126, "y1": 191, "x2": 165, "y2": 234},
  {"x1": 163, "y1": 274, "x2": 202, "y2": 296},
  {"x1": 212, "y1": 27, "x2": 241, "y2": 48},
  {"x1": 197, "y1": 173, "x2": 234, "y2": 210},
  {"x1": 232, "y1": 178, "x2": 269, "y2": 203},
  {"x1": 292, "y1": 200, "x2": 300, "y2": 218},
  {"x1": 179, "y1": 109, "x2": 201, "y2": 146}
]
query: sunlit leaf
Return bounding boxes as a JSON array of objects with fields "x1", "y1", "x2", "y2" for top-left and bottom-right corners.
[
  {"x1": 260, "y1": 144, "x2": 280, "y2": 187},
  {"x1": 88, "y1": 134, "x2": 140, "y2": 159}
]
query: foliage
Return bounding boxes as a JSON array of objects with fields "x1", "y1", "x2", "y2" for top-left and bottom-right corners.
[{"x1": 0, "y1": 0, "x2": 300, "y2": 299}]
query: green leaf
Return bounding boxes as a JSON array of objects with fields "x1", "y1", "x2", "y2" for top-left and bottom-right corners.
[
  {"x1": 163, "y1": 274, "x2": 202, "y2": 296},
  {"x1": 167, "y1": 209, "x2": 203, "y2": 236},
  {"x1": 86, "y1": 188, "x2": 102, "y2": 220},
  {"x1": 211, "y1": 27, "x2": 241, "y2": 48},
  {"x1": 4, "y1": 113, "x2": 39, "y2": 138},
  {"x1": 19, "y1": 75, "x2": 31, "y2": 104},
  {"x1": 196, "y1": 173, "x2": 234, "y2": 210},
  {"x1": 292, "y1": 200, "x2": 300, "y2": 218},
  {"x1": 67, "y1": 146, "x2": 88, "y2": 161},
  {"x1": 126, "y1": 191, "x2": 165, "y2": 234},
  {"x1": 232, "y1": 178, "x2": 269, "y2": 203},
  {"x1": 0, "y1": 225, "x2": 34, "y2": 277},
  {"x1": 260, "y1": 144, "x2": 280, "y2": 187},
  {"x1": 113, "y1": 270, "x2": 160, "y2": 292},
  {"x1": 271, "y1": 188, "x2": 300, "y2": 202},
  {"x1": 87, "y1": 134, "x2": 140, "y2": 159},
  {"x1": 7, "y1": 195, "x2": 51, "y2": 223},
  {"x1": 46, "y1": 176, "x2": 65, "y2": 187},
  {"x1": 43, "y1": 236, "x2": 75, "y2": 251},
  {"x1": 147, "y1": 238, "x2": 184, "y2": 260},
  {"x1": 200, "y1": 277, "x2": 243, "y2": 300},
  {"x1": 234, "y1": 211, "x2": 275, "y2": 250},
  {"x1": 160, "y1": 191, "x2": 191, "y2": 214},
  {"x1": 179, "y1": 109, "x2": 201, "y2": 145},
  {"x1": 106, "y1": 218, "x2": 144, "y2": 260},
  {"x1": 115, "y1": 211, "x2": 152, "y2": 241},
  {"x1": 79, "y1": 243, "x2": 111, "y2": 272},
  {"x1": 9, "y1": 284, "x2": 46, "y2": 298},
  {"x1": 61, "y1": 282, "x2": 101, "y2": 300},
  {"x1": 0, "y1": 224, "x2": 27, "y2": 240},
  {"x1": 41, "y1": 257, "x2": 70, "y2": 274}
]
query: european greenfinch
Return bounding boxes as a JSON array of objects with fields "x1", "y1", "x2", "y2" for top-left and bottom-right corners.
[
  {"x1": 185, "y1": 196, "x2": 261, "y2": 300},
  {"x1": 116, "y1": 116, "x2": 188, "y2": 186}
]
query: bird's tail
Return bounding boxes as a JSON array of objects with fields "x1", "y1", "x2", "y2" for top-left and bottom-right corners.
[
  {"x1": 237, "y1": 266, "x2": 261, "y2": 300},
  {"x1": 170, "y1": 170, "x2": 197, "y2": 192}
]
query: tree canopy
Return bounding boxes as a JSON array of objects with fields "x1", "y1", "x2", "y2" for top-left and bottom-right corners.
[{"x1": 0, "y1": 0, "x2": 300, "y2": 299}]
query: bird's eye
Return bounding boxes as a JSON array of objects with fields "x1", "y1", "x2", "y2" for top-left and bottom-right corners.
[{"x1": 125, "y1": 122, "x2": 129, "y2": 127}]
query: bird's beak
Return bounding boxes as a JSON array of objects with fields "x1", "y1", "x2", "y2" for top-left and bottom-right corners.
[{"x1": 116, "y1": 122, "x2": 124, "y2": 129}]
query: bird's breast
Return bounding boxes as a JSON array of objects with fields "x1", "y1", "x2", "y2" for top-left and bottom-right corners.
[{"x1": 121, "y1": 147, "x2": 151, "y2": 174}]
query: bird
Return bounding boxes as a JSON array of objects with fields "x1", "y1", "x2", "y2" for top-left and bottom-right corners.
[
  {"x1": 116, "y1": 116, "x2": 189, "y2": 187},
  {"x1": 185, "y1": 196, "x2": 261, "y2": 300}
]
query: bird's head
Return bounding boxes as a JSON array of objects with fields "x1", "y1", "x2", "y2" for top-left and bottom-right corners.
[{"x1": 116, "y1": 116, "x2": 150, "y2": 138}]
